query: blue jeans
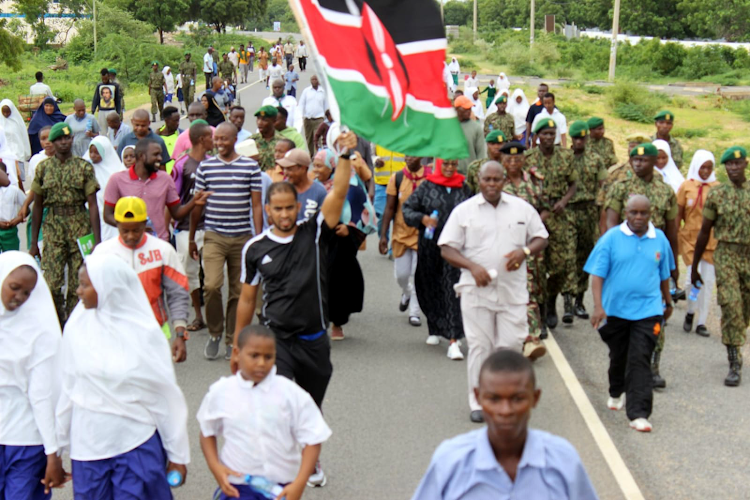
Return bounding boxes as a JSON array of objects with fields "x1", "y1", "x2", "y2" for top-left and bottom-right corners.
[{"x1": 374, "y1": 184, "x2": 389, "y2": 242}]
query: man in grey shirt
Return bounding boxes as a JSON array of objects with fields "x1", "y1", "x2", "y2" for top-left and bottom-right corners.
[{"x1": 454, "y1": 96, "x2": 485, "y2": 175}]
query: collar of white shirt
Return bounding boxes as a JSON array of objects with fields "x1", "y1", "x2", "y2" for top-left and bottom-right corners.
[
  {"x1": 474, "y1": 427, "x2": 545, "y2": 471},
  {"x1": 476, "y1": 193, "x2": 507, "y2": 207},
  {"x1": 619, "y1": 221, "x2": 656, "y2": 239},
  {"x1": 236, "y1": 365, "x2": 277, "y2": 391}
]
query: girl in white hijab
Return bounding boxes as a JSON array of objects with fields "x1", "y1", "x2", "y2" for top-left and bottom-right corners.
[
  {"x1": 496, "y1": 72, "x2": 511, "y2": 92},
  {"x1": 162, "y1": 66, "x2": 175, "y2": 103},
  {"x1": 0, "y1": 252, "x2": 66, "y2": 498},
  {"x1": 0, "y1": 100, "x2": 31, "y2": 163},
  {"x1": 507, "y1": 88, "x2": 531, "y2": 140},
  {"x1": 448, "y1": 57, "x2": 460, "y2": 86},
  {"x1": 83, "y1": 136, "x2": 125, "y2": 242},
  {"x1": 653, "y1": 139, "x2": 685, "y2": 193},
  {"x1": 676, "y1": 149, "x2": 718, "y2": 337},
  {"x1": 56, "y1": 253, "x2": 189, "y2": 498},
  {"x1": 0, "y1": 127, "x2": 21, "y2": 188}
]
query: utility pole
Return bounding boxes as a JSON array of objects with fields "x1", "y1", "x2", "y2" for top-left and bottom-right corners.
[
  {"x1": 608, "y1": 0, "x2": 621, "y2": 82},
  {"x1": 530, "y1": 0, "x2": 535, "y2": 47},
  {"x1": 473, "y1": 0, "x2": 477, "y2": 38},
  {"x1": 440, "y1": 0, "x2": 444, "y2": 22},
  {"x1": 93, "y1": 0, "x2": 97, "y2": 54}
]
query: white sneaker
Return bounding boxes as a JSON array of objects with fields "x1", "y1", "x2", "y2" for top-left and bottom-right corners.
[
  {"x1": 629, "y1": 418, "x2": 653, "y2": 432},
  {"x1": 523, "y1": 342, "x2": 547, "y2": 361},
  {"x1": 425, "y1": 335, "x2": 440, "y2": 345},
  {"x1": 307, "y1": 460, "x2": 327, "y2": 487},
  {"x1": 607, "y1": 393, "x2": 625, "y2": 411},
  {"x1": 447, "y1": 342, "x2": 464, "y2": 360}
]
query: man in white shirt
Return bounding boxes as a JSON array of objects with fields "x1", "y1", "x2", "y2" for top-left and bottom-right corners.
[
  {"x1": 296, "y1": 41, "x2": 309, "y2": 71},
  {"x1": 464, "y1": 70, "x2": 479, "y2": 90},
  {"x1": 268, "y1": 58, "x2": 284, "y2": 92},
  {"x1": 298, "y1": 75, "x2": 329, "y2": 155},
  {"x1": 531, "y1": 92, "x2": 568, "y2": 147},
  {"x1": 29, "y1": 71, "x2": 54, "y2": 98},
  {"x1": 262, "y1": 79, "x2": 297, "y2": 129},
  {"x1": 439, "y1": 159, "x2": 548, "y2": 423},
  {"x1": 203, "y1": 47, "x2": 215, "y2": 91}
]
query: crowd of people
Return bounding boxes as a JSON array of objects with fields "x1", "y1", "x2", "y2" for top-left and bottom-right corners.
[{"x1": 0, "y1": 37, "x2": 749, "y2": 499}]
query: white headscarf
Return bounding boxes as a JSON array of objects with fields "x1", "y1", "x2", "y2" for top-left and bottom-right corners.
[
  {"x1": 507, "y1": 88, "x2": 530, "y2": 135},
  {"x1": 120, "y1": 144, "x2": 135, "y2": 165},
  {"x1": 162, "y1": 66, "x2": 175, "y2": 94},
  {"x1": 497, "y1": 72, "x2": 511, "y2": 92},
  {"x1": 486, "y1": 89, "x2": 512, "y2": 116},
  {"x1": 0, "y1": 127, "x2": 20, "y2": 187},
  {"x1": 652, "y1": 139, "x2": 685, "y2": 193},
  {"x1": 686, "y1": 149, "x2": 717, "y2": 183},
  {"x1": 83, "y1": 136, "x2": 125, "y2": 242},
  {"x1": 448, "y1": 58, "x2": 460, "y2": 73},
  {"x1": 57, "y1": 253, "x2": 190, "y2": 463},
  {"x1": 0, "y1": 99, "x2": 31, "y2": 161}
]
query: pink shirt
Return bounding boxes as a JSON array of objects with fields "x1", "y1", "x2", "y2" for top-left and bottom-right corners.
[
  {"x1": 171, "y1": 126, "x2": 216, "y2": 162},
  {"x1": 104, "y1": 166, "x2": 180, "y2": 241}
]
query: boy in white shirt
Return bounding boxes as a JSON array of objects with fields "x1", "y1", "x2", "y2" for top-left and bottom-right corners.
[
  {"x1": 198, "y1": 325, "x2": 331, "y2": 500},
  {"x1": 0, "y1": 162, "x2": 26, "y2": 252}
]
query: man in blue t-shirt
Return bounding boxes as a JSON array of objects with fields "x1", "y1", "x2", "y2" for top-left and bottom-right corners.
[
  {"x1": 584, "y1": 194, "x2": 674, "y2": 433},
  {"x1": 277, "y1": 148, "x2": 327, "y2": 221}
]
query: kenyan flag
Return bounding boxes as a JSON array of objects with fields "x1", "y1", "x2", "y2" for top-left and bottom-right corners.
[{"x1": 289, "y1": 0, "x2": 469, "y2": 159}]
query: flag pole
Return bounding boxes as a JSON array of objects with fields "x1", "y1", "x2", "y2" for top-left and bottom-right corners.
[{"x1": 608, "y1": 0, "x2": 621, "y2": 82}]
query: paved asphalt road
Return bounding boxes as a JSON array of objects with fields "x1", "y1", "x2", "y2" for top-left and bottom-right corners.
[{"x1": 51, "y1": 51, "x2": 750, "y2": 500}]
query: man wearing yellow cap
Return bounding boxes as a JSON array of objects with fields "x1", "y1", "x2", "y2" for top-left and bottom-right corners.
[
  {"x1": 94, "y1": 196, "x2": 190, "y2": 362},
  {"x1": 30, "y1": 122, "x2": 101, "y2": 324}
]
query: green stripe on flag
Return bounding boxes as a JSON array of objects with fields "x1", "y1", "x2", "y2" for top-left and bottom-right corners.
[{"x1": 328, "y1": 76, "x2": 469, "y2": 159}]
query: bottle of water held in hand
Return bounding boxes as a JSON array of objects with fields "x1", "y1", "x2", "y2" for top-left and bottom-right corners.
[
  {"x1": 424, "y1": 210, "x2": 439, "y2": 240},
  {"x1": 689, "y1": 281, "x2": 702, "y2": 302},
  {"x1": 243, "y1": 475, "x2": 284, "y2": 499},
  {"x1": 167, "y1": 470, "x2": 183, "y2": 488}
]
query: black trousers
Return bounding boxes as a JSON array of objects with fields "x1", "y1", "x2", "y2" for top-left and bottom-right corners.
[
  {"x1": 275, "y1": 333, "x2": 333, "y2": 409},
  {"x1": 204, "y1": 72, "x2": 213, "y2": 90},
  {"x1": 598, "y1": 315, "x2": 662, "y2": 420},
  {"x1": 299, "y1": 57, "x2": 307, "y2": 71}
]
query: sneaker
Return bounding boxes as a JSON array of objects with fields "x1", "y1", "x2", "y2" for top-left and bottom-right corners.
[
  {"x1": 399, "y1": 294, "x2": 410, "y2": 312},
  {"x1": 204, "y1": 335, "x2": 221, "y2": 360},
  {"x1": 307, "y1": 461, "x2": 327, "y2": 487},
  {"x1": 629, "y1": 418, "x2": 653, "y2": 432},
  {"x1": 409, "y1": 316, "x2": 422, "y2": 327},
  {"x1": 425, "y1": 335, "x2": 440, "y2": 345},
  {"x1": 331, "y1": 326, "x2": 345, "y2": 341},
  {"x1": 523, "y1": 342, "x2": 547, "y2": 361},
  {"x1": 224, "y1": 345, "x2": 232, "y2": 360},
  {"x1": 696, "y1": 324, "x2": 710, "y2": 337},
  {"x1": 607, "y1": 393, "x2": 625, "y2": 411},
  {"x1": 447, "y1": 342, "x2": 464, "y2": 360},
  {"x1": 683, "y1": 313, "x2": 694, "y2": 332}
]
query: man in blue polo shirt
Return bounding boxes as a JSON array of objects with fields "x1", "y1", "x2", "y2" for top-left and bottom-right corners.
[{"x1": 585, "y1": 194, "x2": 674, "y2": 433}]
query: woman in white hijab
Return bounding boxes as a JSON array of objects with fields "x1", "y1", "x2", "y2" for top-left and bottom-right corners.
[
  {"x1": 162, "y1": 66, "x2": 175, "y2": 103},
  {"x1": 507, "y1": 88, "x2": 531, "y2": 140},
  {"x1": 56, "y1": 253, "x2": 189, "y2": 498},
  {"x1": 0, "y1": 252, "x2": 66, "y2": 498},
  {"x1": 465, "y1": 86, "x2": 484, "y2": 120},
  {"x1": 676, "y1": 150, "x2": 718, "y2": 337},
  {"x1": 0, "y1": 127, "x2": 22, "y2": 188},
  {"x1": 496, "y1": 72, "x2": 511, "y2": 92},
  {"x1": 448, "y1": 57, "x2": 460, "y2": 86},
  {"x1": 83, "y1": 136, "x2": 125, "y2": 242},
  {"x1": 0, "y1": 99, "x2": 32, "y2": 163},
  {"x1": 653, "y1": 139, "x2": 685, "y2": 193}
]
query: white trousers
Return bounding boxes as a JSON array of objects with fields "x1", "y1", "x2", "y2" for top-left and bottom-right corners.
[
  {"x1": 461, "y1": 293, "x2": 528, "y2": 411},
  {"x1": 686, "y1": 260, "x2": 716, "y2": 327},
  {"x1": 394, "y1": 248, "x2": 421, "y2": 317},
  {"x1": 175, "y1": 229, "x2": 204, "y2": 293}
]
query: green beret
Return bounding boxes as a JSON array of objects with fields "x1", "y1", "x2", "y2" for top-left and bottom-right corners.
[
  {"x1": 254, "y1": 105, "x2": 278, "y2": 118},
  {"x1": 48, "y1": 123, "x2": 71, "y2": 142},
  {"x1": 720, "y1": 146, "x2": 748, "y2": 164},
  {"x1": 587, "y1": 117, "x2": 604, "y2": 129},
  {"x1": 485, "y1": 130, "x2": 506, "y2": 144},
  {"x1": 568, "y1": 120, "x2": 589, "y2": 139},
  {"x1": 184, "y1": 51, "x2": 191, "y2": 56},
  {"x1": 151, "y1": 61, "x2": 159, "y2": 66},
  {"x1": 533, "y1": 118, "x2": 557, "y2": 135},
  {"x1": 190, "y1": 119, "x2": 209, "y2": 127},
  {"x1": 654, "y1": 110, "x2": 674, "y2": 122},
  {"x1": 629, "y1": 143, "x2": 658, "y2": 157},
  {"x1": 499, "y1": 141, "x2": 527, "y2": 155},
  {"x1": 494, "y1": 94, "x2": 507, "y2": 104},
  {"x1": 108, "y1": 68, "x2": 117, "y2": 75}
]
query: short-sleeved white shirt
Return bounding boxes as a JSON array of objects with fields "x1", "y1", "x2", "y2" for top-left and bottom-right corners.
[{"x1": 532, "y1": 108, "x2": 568, "y2": 145}]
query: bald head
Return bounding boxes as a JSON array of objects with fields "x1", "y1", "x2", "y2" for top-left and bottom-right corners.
[
  {"x1": 626, "y1": 194, "x2": 650, "y2": 211},
  {"x1": 133, "y1": 109, "x2": 149, "y2": 122},
  {"x1": 479, "y1": 160, "x2": 504, "y2": 179},
  {"x1": 188, "y1": 101, "x2": 207, "y2": 122},
  {"x1": 478, "y1": 161, "x2": 505, "y2": 206},
  {"x1": 216, "y1": 122, "x2": 238, "y2": 138},
  {"x1": 625, "y1": 194, "x2": 651, "y2": 235}
]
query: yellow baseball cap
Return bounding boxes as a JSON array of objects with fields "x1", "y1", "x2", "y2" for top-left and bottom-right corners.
[{"x1": 114, "y1": 196, "x2": 148, "y2": 223}]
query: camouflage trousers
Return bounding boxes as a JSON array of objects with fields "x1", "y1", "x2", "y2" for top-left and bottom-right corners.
[
  {"x1": 42, "y1": 209, "x2": 92, "y2": 325},
  {"x1": 715, "y1": 243, "x2": 750, "y2": 360},
  {"x1": 545, "y1": 208, "x2": 577, "y2": 298},
  {"x1": 184, "y1": 83, "x2": 195, "y2": 105},
  {"x1": 527, "y1": 254, "x2": 545, "y2": 340},
  {"x1": 151, "y1": 90, "x2": 164, "y2": 116},
  {"x1": 570, "y1": 201, "x2": 600, "y2": 295}
]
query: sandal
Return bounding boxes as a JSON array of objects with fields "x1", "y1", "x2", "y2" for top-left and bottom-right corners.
[{"x1": 187, "y1": 318, "x2": 207, "y2": 331}]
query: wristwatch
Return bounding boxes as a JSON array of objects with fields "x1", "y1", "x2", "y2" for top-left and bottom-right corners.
[{"x1": 522, "y1": 246, "x2": 531, "y2": 256}]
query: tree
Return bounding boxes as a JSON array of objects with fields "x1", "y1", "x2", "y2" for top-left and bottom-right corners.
[
  {"x1": 443, "y1": 0, "x2": 471, "y2": 26},
  {"x1": 117, "y1": 0, "x2": 190, "y2": 43},
  {"x1": 0, "y1": 19, "x2": 25, "y2": 70},
  {"x1": 679, "y1": 0, "x2": 750, "y2": 41},
  {"x1": 199, "y1": 0, "x2": 268, "y2": 33},
  {"x1": 13, "y1": 0, "x2": 54, "y2": 47}
]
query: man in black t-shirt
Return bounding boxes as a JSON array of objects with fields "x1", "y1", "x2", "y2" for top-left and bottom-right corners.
[{"x1": 525, "y1": 82, "x2": 549, "y2": 148}]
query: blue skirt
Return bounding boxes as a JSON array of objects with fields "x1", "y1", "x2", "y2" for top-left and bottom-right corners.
[
  {"x1": 72, "y1": 432, "x2": 172, "y2": 500},
  {"x1": 176, "y1": 88, "x2": 184, "y2": 102},
  {"x1": 0, "y1": 444, "x2": 49, "y2": 500}
]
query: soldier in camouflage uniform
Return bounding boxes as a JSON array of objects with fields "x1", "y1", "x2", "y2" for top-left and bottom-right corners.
[
  {"x1": 568, "y1": 121, "x2": 608, "y2": 320},
  {"x1": 148, "y1": 61, "x2": 166, "y2": 122},
  {"x1": 653, "y1": 110, "x2": 683, "y2": 169},
  {"x1": 218, "y1": 53, "x2": 235, "y2": 84},
  {"x1": 605, "y1": 142, "x2": 679, "y2": 389},
  {"x1": 525, "y1": 119, "x2": 578, "y2": 327},
  {"x1": 250, "y1": 105, "x2": 281, "y2": 172},
  {"x1": 179, "y1": 52, "x2": 197, "y2": 105},
  {"x1": 500, "y1": 142, "x2": 550, "y2": 356},
  {"x1": 693, "y1": 146, "x2": 750, "y2": 387},
  {"x1": 29, "y1": 122, "x2": 101, "y2": 325},
  {"x1": 587, "y1": 117, "x2": 618, "y2": 167},
  {"x1": 483, "y1": 94, "x2": 515, "y2": 140},
  {"x1": 466, "y1": 130, "x2": 504, "y2": 194}
]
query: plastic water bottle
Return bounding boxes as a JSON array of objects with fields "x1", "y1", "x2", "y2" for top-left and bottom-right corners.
[
  {"x1": 167, "y1": 470, "x2": 183, "y2": 488},
  {"x1": 424, "y1": 210, "x2": 439, "y2": 240},
  {"x1": 689, "y1": 281, "x2": 702, "y2": 302},
  {"x1": 86, "y1": 118, "x2": 93, "y2": 132},
  {"x1": 243, "y1": 475, "x2": 284, "y2": 499}
]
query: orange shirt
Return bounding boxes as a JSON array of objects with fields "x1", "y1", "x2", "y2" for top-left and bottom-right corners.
[
  {"x1": 677, "y1": 179, "x2": 719, "y2": 265},
  {"x1": 258, "y1": 52, "x2": 269, "y2": 70}
]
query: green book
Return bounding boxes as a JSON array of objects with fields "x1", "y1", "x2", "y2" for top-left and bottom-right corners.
[{"x1": 77, "y1": 233, "x2": 95, "y2": 258}]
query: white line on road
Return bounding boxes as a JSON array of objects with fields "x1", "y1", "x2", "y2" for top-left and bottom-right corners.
[{"x1": 546, "y1": 333, "x2": 646, "y2": 500}]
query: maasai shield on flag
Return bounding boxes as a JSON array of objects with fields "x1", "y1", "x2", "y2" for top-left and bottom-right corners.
[{"x1": 288, "y1": 0, "x2": 469, "y2": 159}]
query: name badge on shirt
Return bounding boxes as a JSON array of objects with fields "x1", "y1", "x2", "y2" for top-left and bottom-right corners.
[
  {"x1": 655, "y1": 251, "x2": 661, "y2": 263},
  {"x1": 687, "y1": 199, "x2": 694, "y2": 207}
]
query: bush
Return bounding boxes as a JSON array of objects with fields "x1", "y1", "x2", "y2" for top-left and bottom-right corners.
[
  {"x1": 682, "y1": 45, "x2": 732, "y2": 80},
  {"x1": 671, "y1": 127, "x2": 709, "y2": 138},
  {"x1": 607, "y1": 80, "x2": 662, "y2": 123},
  {"x1": 614, "y1": 103, "x2": 655, "y2": 123}
]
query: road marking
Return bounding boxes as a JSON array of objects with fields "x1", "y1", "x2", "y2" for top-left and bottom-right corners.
[
  {"x1": 546, "y1": 333, "x2": 646, "y2": 500},
  {"x1": 237, "y1": 79, "x2": 264, "y2": 93}
]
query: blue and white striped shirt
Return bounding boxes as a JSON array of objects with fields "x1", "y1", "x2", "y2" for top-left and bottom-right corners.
[{"x1": 195, "y1": 155, "x2": 262, "y2": 236}]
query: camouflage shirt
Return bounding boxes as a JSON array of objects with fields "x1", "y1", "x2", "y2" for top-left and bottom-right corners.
[
  {"x1": 466, "y1": 157, "x2": 498, "y2": 195},
  {"x1": 703, "y1": 181, "x2": 750, "y2": 245},
  {"x1": 570, "y1": 150, "x2": 607, "y2": 204},
  {"x1": 588, "y1": 137, "x2": 618, "y2": 167},
  {"x1": 596, "y1": 161, "x2": 633, "y2": 206},
  {"x1": 218, "y1": 61, "x2": 235, "y2": 80},
  {"x1": 30, "y1": 156, "x2": 99, "y2": 206},
  {"x1": 524, "y1": 146, "x2": 577, "y2": 201},
  {"x1": 483, "y1": 112, "x2": 515, "y2": 141},
  {"x1": 652, "y1": 134, "x2": 684, "y2": 169},
  {"x1": 502, "y1": 168, "x2": 549, "y2": 213},
  {"x1": 605, "y1": 173, "x2": 677, "y2": 230},
  {"x1": 179, "y1": 60, "x2": 197, "y2": 83},
  {"x1": 250, "y1": 131, "x2": 281, "y2": 172},
  {"x1": 148, "y1": 71, "x2": 165, "y2": 91}
]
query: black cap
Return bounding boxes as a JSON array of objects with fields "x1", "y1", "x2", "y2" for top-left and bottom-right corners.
[{"x1": 499, "y1": 141, "x2": 527, "y2": 155}]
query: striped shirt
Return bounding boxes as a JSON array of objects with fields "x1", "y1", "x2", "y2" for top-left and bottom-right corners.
[{"x1": 195, "y1": 155, "x2": 262, "y2": 236}]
